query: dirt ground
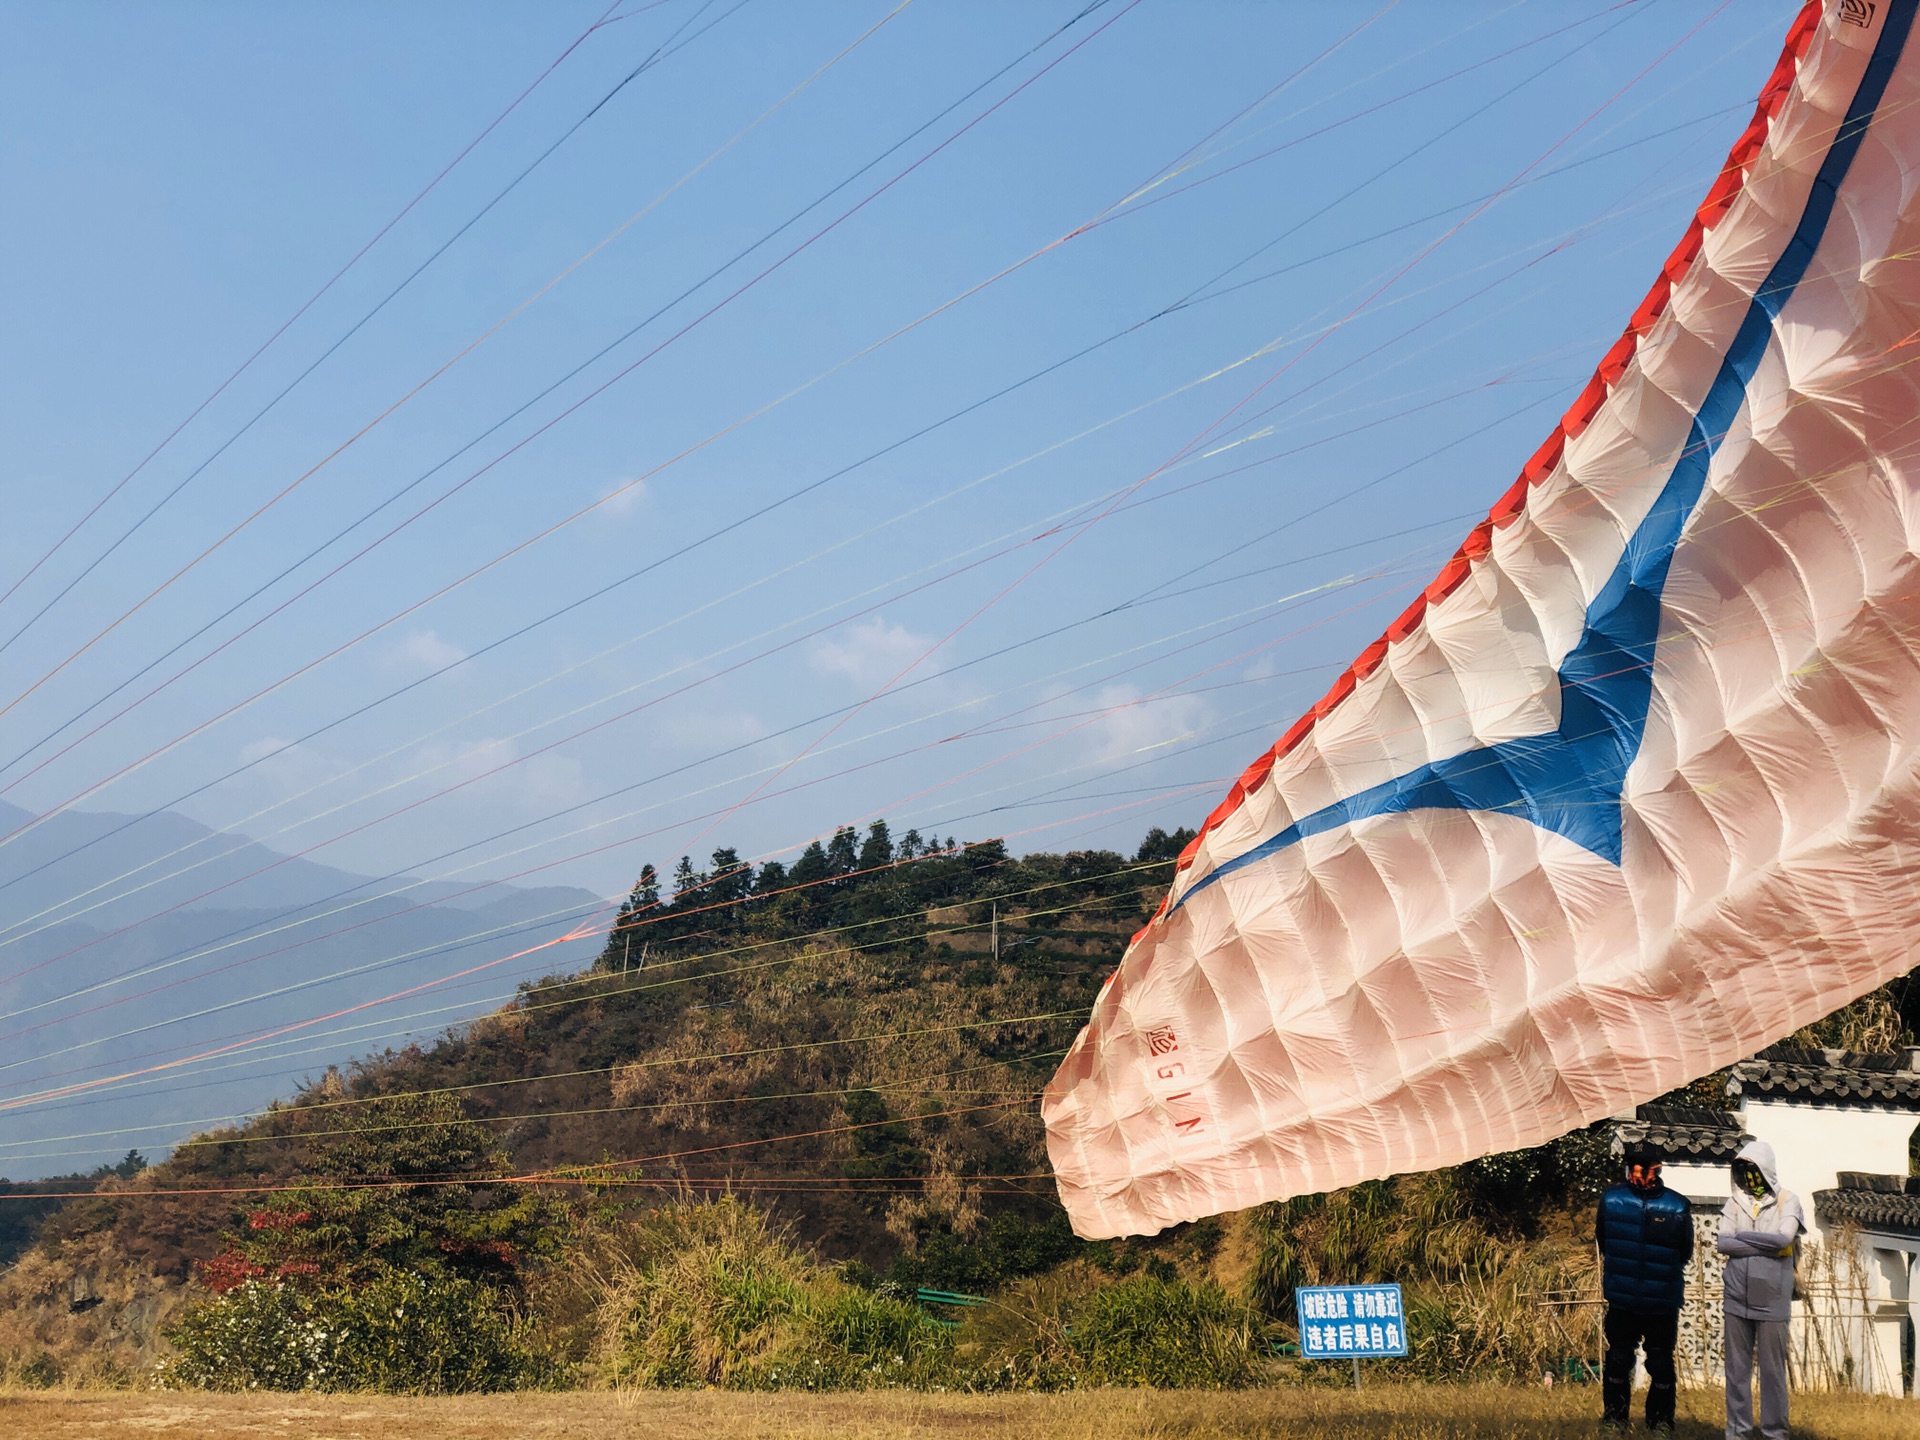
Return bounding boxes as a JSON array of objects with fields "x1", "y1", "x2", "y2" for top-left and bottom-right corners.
[{"x1": 0, "y1": 1385, "x2": 1911, "y2": 1440}]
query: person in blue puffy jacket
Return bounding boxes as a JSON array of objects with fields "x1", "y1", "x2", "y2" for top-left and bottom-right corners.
[{"x1": 1596, "y1": 1144, "x2": 1692, "y2": 1433}]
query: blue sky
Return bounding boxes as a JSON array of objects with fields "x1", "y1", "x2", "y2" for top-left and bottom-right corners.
[{"x1": 0, "y1": 1, "x2": 1792, "y2": 961}]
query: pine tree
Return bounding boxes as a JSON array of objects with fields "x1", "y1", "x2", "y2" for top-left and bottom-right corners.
[
  {"x1": 602, "y1": 864, "x2": 662, "y2": 972},
  {"x1": 706, "y1": 847, "x2": 752, "y2": 909},
  {"x1": 857, "y1": 820, "x2": 893, "y2": 872},
  {"x1": 671, "y1": 855, "x2": 703, "y2": 902},
  {"x1": 790, "y1": 841, "x2": 830, "y2": 888},
  {"x1": 898, "y1": 828, "x2": 923, "y2": 860},
  {"x1": 601, "y1": 895, "x2": 635, "y2": 973},
  {"x1": 826, "y1": 825, "x2": 859, "y2": 878}
]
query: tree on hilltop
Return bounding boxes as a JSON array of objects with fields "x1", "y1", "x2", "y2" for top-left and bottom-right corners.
[
  {"x1": 790, "y1": 840, "x2": 831, "y2": 888},
  {"x1": 705, "y1": 847, "x2": 753, "y2": 909},
  {"x1": 1135, "y1": 826, "x2": 1197, "y2": 864},
  {"x1": 858, "y1": 820, "x2": 893, "y2": 872},
  {"x1": 671, "y1": 855, "x2": 703, "y2": 902},
  {"x1": 598, "y1": 863, "x2": 661, "y2": 973},
  {"x1": 825, "y1": 826, "x2": 859, "y2": 878}
]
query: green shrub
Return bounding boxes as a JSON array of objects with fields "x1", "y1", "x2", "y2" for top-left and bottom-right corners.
[
  {"x1": 761, "y1": 1287, "x2": 953, "y2": 1390},
  {"x1": 1068, "y1": 1275, "x2": 1257, "y2": 1388},
  {"x1": 810, "y1": 1287, "x2": 945, "y2": 1366},
  {"x1": 954, "y1": 1270, "x2": 1259, "y2": 1391},
  {"x1": 159, "y1": 1281, "x2": 314, "y2": 1391},
  {"x1": 594, "y1": 1199, "x2": 810, "y2": 1388},
  {"x1": 886, "y1": 1209, "x2": 1082, "y2": 1293},
  {"x1": 159, "y1": 1270, "x2": 547, "y2": 1393},
  {"x1": 213, "y1": 1092, "x2": 556, "y2": 1292},
  {"x1": 950, "y1": 1271, "x2": 1081, "y2": 1391},
  {"x1": 591, "y1": 1197, "x2": 952, "y2": 1391},
  {"x1": 9, "y1": 1351, "x2": 63, "y2": 1388}
]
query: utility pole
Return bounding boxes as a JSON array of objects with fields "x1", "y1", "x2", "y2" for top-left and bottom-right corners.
[{"x1": 991, "y1": 901, "x2": 999, "y2": 962}]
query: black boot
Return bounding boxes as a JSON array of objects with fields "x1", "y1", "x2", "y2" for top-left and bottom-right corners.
[
  {"x1": 1645, "y1": 1381, "x2": 1676, "y2": 1434},
  {"x1": 1601, "y1": 1374, "x2": 1631, "y2": 1432}
]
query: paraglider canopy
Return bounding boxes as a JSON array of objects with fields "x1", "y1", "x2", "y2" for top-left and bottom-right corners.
[{"x1": 1045, "y1": 0, "x2": 1920, "y2": 1239}]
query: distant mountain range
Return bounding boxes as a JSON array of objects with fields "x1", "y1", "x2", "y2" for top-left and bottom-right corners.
[{"x1": 0, "y1": 801, "x2": 604, "y2": 1180}]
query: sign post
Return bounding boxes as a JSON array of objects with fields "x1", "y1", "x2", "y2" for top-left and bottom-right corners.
[{"x1": 1293, "y1": 1283, "x2": 1408, "y2": 1387}]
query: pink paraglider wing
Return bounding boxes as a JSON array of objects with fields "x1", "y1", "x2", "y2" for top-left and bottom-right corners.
[{"x1": 1045, "y1": 0, "x2": 1920, "y2": 1239}]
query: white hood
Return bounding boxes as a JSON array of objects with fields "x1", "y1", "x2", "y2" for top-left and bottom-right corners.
[{"x1": 1736, "y1": 1137, "x2": 1781, "y2": 1194}]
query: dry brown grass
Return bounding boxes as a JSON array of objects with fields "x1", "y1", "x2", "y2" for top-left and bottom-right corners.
[
  {"x1": 0, "y1": 1384, "x2": 1910, "y2": 1439},
  {"x1": 0, "y1": 1235, "x2": 191, "y2": 1384}
]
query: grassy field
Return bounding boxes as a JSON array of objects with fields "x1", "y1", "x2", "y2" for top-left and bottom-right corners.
[{"x1": 0, "y1": 1385, "x2": 1911, "y2": 1439}]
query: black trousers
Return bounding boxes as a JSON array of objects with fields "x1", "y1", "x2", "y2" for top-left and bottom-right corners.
[{"x1": 1603, "y1": 1305, "x2": 1678, "y2": 1429}]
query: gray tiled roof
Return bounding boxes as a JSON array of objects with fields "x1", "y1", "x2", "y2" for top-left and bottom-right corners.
[
  {"x1": 1726, "y1": 1046, "x2": 1920, "y2": 1109},
  {"x1": 1814, "y1": 1174, "x2": 1920, "y2": 1235},
  {"x1": 1611, "y1": 1105, "x2": 1747, "y2": 1163}
]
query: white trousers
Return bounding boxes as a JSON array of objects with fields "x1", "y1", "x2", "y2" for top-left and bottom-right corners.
[{"x1": 1724, "y1": 1314, "x2": 1789, "y2": 1440}]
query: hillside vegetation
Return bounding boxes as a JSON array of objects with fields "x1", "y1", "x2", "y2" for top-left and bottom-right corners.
[{"x1": 2, "y1": 819, "x2": 1914, "y2": 1392}]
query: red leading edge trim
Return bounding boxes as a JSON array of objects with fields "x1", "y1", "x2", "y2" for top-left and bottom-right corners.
[{"x1": 1137, "y1": 0, "x2": 1824, "y2": 939}]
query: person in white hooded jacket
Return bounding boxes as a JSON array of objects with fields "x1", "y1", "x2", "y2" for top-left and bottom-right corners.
[{"x1": 1715, "y1": 1139, "x2": 1803, "y2": 1440}]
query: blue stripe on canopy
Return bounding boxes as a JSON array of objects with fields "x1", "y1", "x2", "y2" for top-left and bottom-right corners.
[{"x1": 1182, "y1": 0, "x2": 1919, "y2": 904}]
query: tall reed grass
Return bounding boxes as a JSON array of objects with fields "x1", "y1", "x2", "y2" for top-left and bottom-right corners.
[{"x1": 573, "y1": 1199, "x2": 1262, "y2": 1392}]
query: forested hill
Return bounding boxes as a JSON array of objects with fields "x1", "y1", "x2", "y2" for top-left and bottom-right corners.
[
  {"x1": 8, "y1": 821, "x2": 1198, "y2": 1295},
  {"x1": 301, "y1": 820, "x2": 1199, "y2": 1265},
  {"x1": 10, "y1": 817, "x2": 1911, "y2": 1388}
]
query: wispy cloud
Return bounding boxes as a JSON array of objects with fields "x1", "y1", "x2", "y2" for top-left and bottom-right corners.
[
  {"x1": 808, "y1": 617, "x2": 938, "y2": 690},
  {"x1": 597, "y1": 476, "x2": 649, "y2": 519},
  {"x1": 1081, "y1": 684, "x2": 1211, "y2": 764},
  {"x1": 384, "y1": 629, "x2": 468, "y2": 674}
]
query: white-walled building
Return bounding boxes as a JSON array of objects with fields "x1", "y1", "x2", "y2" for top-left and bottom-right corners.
[{"x1": 1613, "y1": 1046, "x2": 1920, "y2": 1399}]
